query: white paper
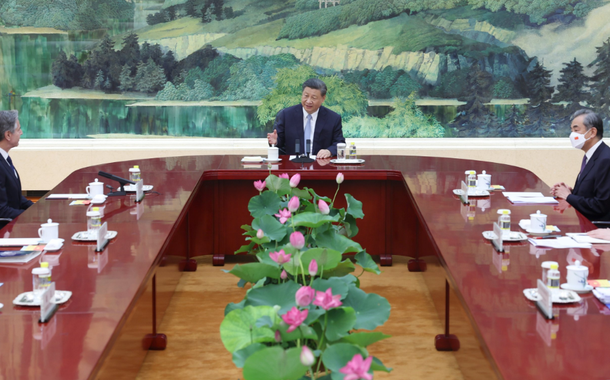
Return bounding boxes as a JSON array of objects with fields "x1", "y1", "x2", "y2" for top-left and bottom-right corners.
[
  {"x1": 289, "y1": 154, "x2": 317, "y2": 160},
  {"x1": 507, "y1": 196, "x2": 558, "y2": 204},
  {"x1": 528, "y1": 237, "x2": 592, "y2": 249},
  {"x1": 503, "y1": 192, "x2": 545, "y2": 198},
  {"x1": 593, "y1": 288, "x2": 610, "y2": 303},
  {"x1": 0, "y1": 238, "x2": 43, "y2": 246},
  {"x1": 241, "y1": 156, "x2": 263, "y2": 162},
  {"x1": 566, "y1": 233, "x2": 610, "y2": 244},
  {"x1": 0, "y1": 250, "x2": 42, "y2": 263},
  {"x1": 47, "y1": 193, "x2": 90, "y2": 200}
]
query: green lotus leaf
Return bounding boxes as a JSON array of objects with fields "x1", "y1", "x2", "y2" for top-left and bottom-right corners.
[
  {"x1": 300, "y1": 247, "x2": 342, "y2": 272},
  {"x1": 370, "y1": 356, "x2": 392, "y2": 372},
  {"x1": 322, "y1": 259, "x2": 356, "y2": 279},
  {"x1": 252, "y1": 214, "x2": 287, "y2": 241},
  {"x1": 345, "y1": 193, "x2": 364, "y2": 219},
  {"x1": 342, "y1": 286, "x2": 391, "y2": 330},
  {"x1": 232, "y1": 343, "x2": 266, "y2": 368},
  {"x1": 321, "y1": 343, "x2": 367, "y2": 373},
  {"x1": 325, "y1": 307, "x2": 357, "y2": 341},
  {"x1": 291, "y1": 187, "x2": 312, "y2": 200},
  {"x1": 243, "y1": 346, "x2": 308, "y2": 380},
  {"x1": 225, "y1": 263, "x2": 281, "y2": 283},
  {"x1": 278, "y1": 321, "x2": 319, "y2": 341},
  {"x1": 235, "y1": 241, "x2": 255, "y2": 254},
  {"x1": 266, "y1": 174, "x2": 292, "y2": 196},
  {"x1": 312, "y1": 277, "x2": 352, "y2": 299},
  {"x1": 354, "y1": 250, "x2": 380, "y2": 275},
  {"x1": 343, "y1": 213, "x2": 359, "y2": 238},
  {"x1": 220, "y1": 306, "x2": 280, "y2": 353},
  {"x1": 314, "y1": 230, "x2": 362, "y2": 254},
  {"x1": 245, "y1": 281, "x2": 301, "y2": 314},
  {"x1": 338, "y1": 332, "x2": 391, "y2": 347},
  {"x1": 291, "y1": 212, "x2": 339, "y2": 228},
  {"x1": 224, "y1": 299, "x2": 245, "y2": 316},
  {"x1": 249, "y1": 191, "x2": 282, "y2": 218}
]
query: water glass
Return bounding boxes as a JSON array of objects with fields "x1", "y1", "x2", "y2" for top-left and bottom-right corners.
[{"x1": 337, "y1": 143, "x2": 346, "y2": 160}]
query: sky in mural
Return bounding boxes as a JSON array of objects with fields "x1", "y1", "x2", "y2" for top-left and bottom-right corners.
[{"x1": 1, "y1": 0, "x2": 610, "y2": 138}]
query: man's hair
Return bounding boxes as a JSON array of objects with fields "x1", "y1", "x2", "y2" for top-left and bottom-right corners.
[
  {"x1": 572, "y1": 109, "x2": 604, "y2": 139},
  {"x1": 0, "y1": 110, "x2": 18, "y2": 142},
  {"x1": 302, "y1": 78, "x2": 327, "y2": 97}
]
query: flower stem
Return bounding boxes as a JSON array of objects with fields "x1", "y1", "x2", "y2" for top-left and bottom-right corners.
[
  {"x1": 299, "y1": 256, "x2": 307, "y2": 285},
  {"x1": 315, "y1": 313, "x2": 329, "y2": 374},
  {"x1": 331, "y1": 184, "x2": 340, "y2": 207}
]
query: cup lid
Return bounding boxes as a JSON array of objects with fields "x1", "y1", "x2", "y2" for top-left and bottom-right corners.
[
  {"x1": 89, "y1": 178, "x2": 103, "y2": 185},
  {"x1": 567, "y1": 260, "x2": 587, "y2": 270},
  {"x1": 530, "y1": 210, "x2": 546, "y2": 217},
  {"x1": 41, "y1": 218, "x2": 58, "y2": 227}
]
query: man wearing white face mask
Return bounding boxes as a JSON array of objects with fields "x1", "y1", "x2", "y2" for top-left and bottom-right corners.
[{"x1": 551, "y1": 109, "x2": 610, "y2": 221}]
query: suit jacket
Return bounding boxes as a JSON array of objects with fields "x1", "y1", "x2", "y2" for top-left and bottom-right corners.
[
  {"x1": 567, "y1": 141, "x2": 610, "y2": 221},
  {"x1": 0, "y1": 156, "x2": 33, "y2": 220},
  {"x1": 273, "y1": 105, "x2": 345, "y2": 156}
]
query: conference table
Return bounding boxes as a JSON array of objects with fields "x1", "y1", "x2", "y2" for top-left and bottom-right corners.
[{"x1": 0, "y1": 154, "x2": 608, "y2": 380}]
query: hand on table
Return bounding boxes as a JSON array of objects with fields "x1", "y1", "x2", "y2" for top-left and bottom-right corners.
[
  {"x1": 587, "y1": 228, "x2": 610, "y2": 240},
  {"x1": 316, "y1": 157, "x2": 331, "y2": 166},
  {"x1": 316, "y1": 149, "x2": 331, "y2": 159},
  {"x1": 553, "y1": 198, "x2": 571, "y2": 214},
  {"x1": 267, "y1": 129, "x2": 277, "y2": 146},
  {"x1": 550, "y1": 182, "x2": 572, "y2": 199}
]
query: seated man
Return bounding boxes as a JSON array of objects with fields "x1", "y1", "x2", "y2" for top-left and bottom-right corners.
[
  {"x1": 0, "y1": 110, "x2": 33, "y2": 222},
  {"x1": 551, "y1": 109, "x2": 610, "y2": 221},
  {"x1": 267, "y1": 78, "x2": 345, "y2": 159}
]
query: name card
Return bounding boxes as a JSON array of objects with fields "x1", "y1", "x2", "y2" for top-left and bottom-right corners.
[
  {"x1": 135, "y1": 180, "x2": 145, "y2": 203},
  {"x1": 492, "y1": 222, "x2": 503, "y2": 252},
  {"x1": 536, "y1": 279, "x2": 553, "y2": 320},
  {"x1": 96, "y1": 222, "x2": 109, "y2": 252},
  {"x1": 39, "y1": 282, "x2": 58, "y2": 323},
  {"x1": 460, "y1": 180, "x2": 468, "y2": 204}
]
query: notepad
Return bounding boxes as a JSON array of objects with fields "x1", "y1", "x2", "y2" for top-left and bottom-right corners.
[
  {"x1": 588, "y1": 279, "x2": 610, "y2": 288},
  {"x1": 566, "y1": 233, "x2": 610, "y2": 244},
  {"x1": 503, "y1": 192, "x2": 558, "y2": 204},
  {"x1": 47, "y1": 194, "x2": 90, "y2": 200},
  {"x1": 528, "y1": 237, "x2": 592, "y2": 249}
]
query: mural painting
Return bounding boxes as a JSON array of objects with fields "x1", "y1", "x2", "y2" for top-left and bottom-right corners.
[{"x1": 0, "y1": 0, "x2": 609, "y2": 139}]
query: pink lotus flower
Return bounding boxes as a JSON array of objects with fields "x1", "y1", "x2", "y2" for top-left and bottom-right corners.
[
  {"x1": 336, "y1": 172, "x2": 344, "y2": 184},
  {"x1": 339, "y1": 354, "x2": 373, "y2": 380},
  {"x1": 281, "y1": 306, "x2": 308, "y2": 333},
  {"x1": 288, "y1": 196, "x2": 300, "y2": 212},
  {"x1": 275, "y1": 330, "x2": 281, "y2": 343},
  {"x1": 275, "y1": 208, "x2": 291, "y2": 224},
  {"x1": 254, "y1": 180, "x2": 266, "y2": 192},
  {"x1": 279, "y1": 173, "x2": 289, "y2": 179},
  {"x1": 300, "y1": 346, "x2": 315, "y2": 366},
  {"x1": 256, "y1": 229, "x2": 264, "y2": 239},
  {"x1": 281, "y1": 270, "x2": 288, "y2": 280},
  {"x1": 289, "y1": 173, "x2": 301, "y2": 188},
  {"x1": 295, "y1": 285, "x2": 316, "y2": 307},
  {"x1": 313, "y1": 288, "x2": 342, "y2": 310},
  {"x1": 308, "y1": 259, "x2": 318, "y2": 276},
  {"x1": 318, "y1": 199, "x2": 330, "y2": 214},
  {"x1": 269, "y1": 249, "x2": 291, "y2": 264},
  {"x1": 290, "y1": 231, "x2": 305, "y2": 249}
]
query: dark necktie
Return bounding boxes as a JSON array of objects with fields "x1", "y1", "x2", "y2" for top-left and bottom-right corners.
[
  {"x1": 6, "y1": 156, "x2": 17, "y2": 178},
  {"x1": 580, "y1": 155, "x2": 587, "y2": 174}
]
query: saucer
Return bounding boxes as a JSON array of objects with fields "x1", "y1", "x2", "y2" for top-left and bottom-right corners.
[
  {"x1": 452, "y1": 189, "x2": 490, "y2": 197},
  {"x1": 560, "y1": 283, "x2": 593, "y2": 293},
  {"x1": 525, "y1": 228, "x2": 555, "y2": 236},
  {"x1": 262, "y1": 158, "x2": 282, "y2": 162},
  {"x1": 13, "y1": 290, "x2": 72, "y2": 306},
  {"x1": 482, "y1": 231, "x2": 528, "y2": 242}
]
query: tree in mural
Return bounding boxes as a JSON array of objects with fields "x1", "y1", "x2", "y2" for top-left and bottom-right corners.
[
  {"x1": 135, "y1": 59, "x2": 167, "y2": 93},
  {"x1": 51, "y1": 51, "x2": 83, "y2": 89},
  {"x1": 553, "y1": 58, "x2": 589, "y2": 114},
  {"x1": 120, "y1": 33, "x2": 141, "y2": 68},
  {"x1": 162, "y1": 51, "x2": 178, "y2": 81},
  {"x1": 525, "y1": 61, "x2": 555, "y2": 136},
  {"x1": 119, "y1": 64, "x2": 137, "y2": 92},
  {"x1": 499, "y1": 105, "x2": 524, "y2": 137},
  {"x1": 450, "y1": 63, "x2": 497, "y2": 137},
  {"x1": 589, "y1": 37, "x2": 610, "y2": 115},
  {"x1": 171, "y1": 45, "x2": 219, "y2": 81},
  {"x1": 343, "y1": 67, "x2": 421, "y2": 99}
]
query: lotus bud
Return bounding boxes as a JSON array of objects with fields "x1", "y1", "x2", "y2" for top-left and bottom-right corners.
[
  {"x1": 290, "y1": 231, "x2": 305, "y2": 249},
  {"x1": 256, "y1": 229, "x2": 264, "y2": 239},
  {"x1": 288, "y1": 196, "x2": 300, "y2": 212},
  {"x1": 289, "y1": 173, "x2": 301, "y2": 188},
  {"x1": 308, "y1": 259, "x2": 318, "y2": 277},
  {"x1": 336, "y1": 173, "x2": 344, "y2": 184},
  {"x1": 318, "y1": 199, "x2": 330, "y2": 214},
  {"x1": 300, "y1": 346, "x2": 315, "y2": 366}
]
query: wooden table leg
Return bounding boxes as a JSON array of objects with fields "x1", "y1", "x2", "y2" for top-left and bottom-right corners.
[
  {"x1": 435, "y1": 279, "x2": 460, "y2": 351},
  {"x1": 179, "y1": 214, "x2": 197, "y2": 271},
  {"x1": 143, "y1": 274, "x2": 167, "y2": 350},
  {"x1": 379, "y1": 253, "x2": 393, "y2": 266},
  {"x1": 212, "y1": 253, "x2": 225, "y2": 266},
  {"x1": 408, "y1": 259, "x2": 427, "y2": 272}
]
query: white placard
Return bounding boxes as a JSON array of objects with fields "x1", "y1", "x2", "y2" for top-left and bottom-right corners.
[
  {"x1": 536, "y1": 279, "x2": 553, "y2": 320},
  {"x1": 460, "y1": 181, "x2": 468, "y2": 204},
  {"x1": 96, "y1": 222, "x2": 109, "y2": 252},
  {"x1": 135, "y1": 180, "x2": 144, "y2": 202},
  {"x1": 39, "y1": 282, "x2": 57, "y2": 323},
  {"x1": 492, "y1": 222, "x2": 503, "y2": 252}
]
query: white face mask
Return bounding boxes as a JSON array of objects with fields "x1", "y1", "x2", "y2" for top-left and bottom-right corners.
[{"x1": 570, "y1": 129, "x2": 592, "y2": 149}]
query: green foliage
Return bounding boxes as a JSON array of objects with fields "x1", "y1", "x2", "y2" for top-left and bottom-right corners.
[
  {"x1": 0, "y1": 0, "x2": 134, "y2": 30},
  {"x1": 220, "y1": 305, "x2": 280, "y2": 353},
  {"x1": 469, "y1": 0, "x2": 596, "y2": 24},
  {"x1": 589, "y1": 37, "x2": 610, "y2": 112},
  {"x1": 224, "y1": 262, "x2": 282, "y2": 283},
  {"x1": 430, "y1": 68, "x2": 469, "y2": 98},
  {"x1": 135, "y1": 59, "x2": 167, "y2": 93},
  {"x1": 493, "y1": 77, "x2": 522, "y2": 99},
  {"x1": 242, "y1": 347, "x2": 308, "y2": 380},
  {"x1": 52, "y1": 51, "x2": 83, "y2": 89},
  {"x1": 296, "y1": 0, "x2": 319, "y2": 10},
  {"x1": 344, "y1": 95, "x2": 445, "y2": 138},
  {"x1": 343, "y1": 67, "x2": 421, "y2": 99},
  {"x1": 553, "y1": 58, "x2": 588, "y2": 106}
]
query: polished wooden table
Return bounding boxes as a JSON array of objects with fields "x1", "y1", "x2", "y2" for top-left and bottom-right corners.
[{"x1": 0, "y1": 155, "x2": 608, "y2": 379}]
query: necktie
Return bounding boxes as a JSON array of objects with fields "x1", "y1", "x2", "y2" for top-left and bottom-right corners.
[
  {"x1": 304, "y1": 114, "x2": 312, "y2": 154},
  {"x1": 6, "y1": 156, "x2": 17, "y2": 178},
  {"x1": 580, "y1": 155, "x2": 587, "y2": 174}
]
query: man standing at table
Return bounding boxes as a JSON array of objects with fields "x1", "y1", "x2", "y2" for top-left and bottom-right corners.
[
  {"x1": 0, "y1": 110, "x2": 33, "y2": 222},
  {"x1": 551, "y1": 109, "x2": 610, "y2": 221},
  {"x1": 267, "y1": 78, "x2": 345, "y2": 159}
]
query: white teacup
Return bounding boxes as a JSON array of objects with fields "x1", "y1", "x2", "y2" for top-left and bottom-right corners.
[
  {"x1": 38, "y1": 219, "x2": 59, "y2": 243},
  {"x1": 86, "y1": 178, "x2": 104, "y2": 197},
  {"x1": 268, "y1": 147, "x2": 279, "y2": 161},
  {"x1": 530, "y1": 210, "x2": 547, "y2": 233},
  {"x1": 477, "y1": 170, "x2": 491, "y2": 190},
  {"x1": 566, "y1": 260, "x2": 589, "y2": 289}
]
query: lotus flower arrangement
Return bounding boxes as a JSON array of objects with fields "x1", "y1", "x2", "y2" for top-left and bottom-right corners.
[{"x1": 220, "y1": 171, "x2": 392, "y2": 380}]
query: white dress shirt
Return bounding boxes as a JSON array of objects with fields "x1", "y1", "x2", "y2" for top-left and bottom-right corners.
[
  {"x1": 585, "y1": 139, "x2": 603, "y2": 165},
  {"x1": 0, "y1": 147, "x2": 16, "y2": 178}
]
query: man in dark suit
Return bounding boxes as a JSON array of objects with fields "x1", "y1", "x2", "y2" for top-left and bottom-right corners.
[
  {"x1": 0, "y1": 111, "x2": 33, "y2": 223},
  {"x1": 267, "y1": 78, "x2": 345, "y2": 159},
  {"x1": 552, "y1": 109, "x2": 610, "y2": 221}
]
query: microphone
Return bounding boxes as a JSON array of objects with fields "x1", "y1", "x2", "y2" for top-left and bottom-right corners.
[
  {"x1": 295, "y1": 138, "x2": 301, "y2": 156},
  {"x1": 306, "y1": 139, "x2": 311, "y2": 156},
  {"x1": 98, "y1": 171, "x2": 135, "y2": 196}
]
